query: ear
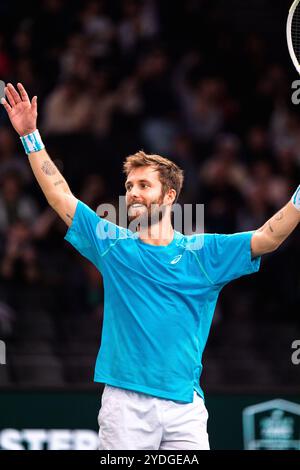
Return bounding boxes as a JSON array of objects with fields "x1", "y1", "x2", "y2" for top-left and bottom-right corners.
[{"x1": 165, "y1": 188, "x2": 177, "y2": 205}]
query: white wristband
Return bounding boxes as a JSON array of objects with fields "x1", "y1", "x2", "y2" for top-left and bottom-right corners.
[
  {"x1": 20, "y1": 129, "x2": 45, "y2": 154},
  {"x1": 291, "y1": 185, "x2": 300, "y2": 211}
]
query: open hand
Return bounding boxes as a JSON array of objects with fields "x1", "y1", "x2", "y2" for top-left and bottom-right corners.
[{"x1": 1, "y1": 83, "x2": 37, "y2": 136}]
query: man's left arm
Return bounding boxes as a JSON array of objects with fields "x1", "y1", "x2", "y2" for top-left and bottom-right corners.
[{"x1": 251, "y1": 186, "x2": 300, "y2": 258}]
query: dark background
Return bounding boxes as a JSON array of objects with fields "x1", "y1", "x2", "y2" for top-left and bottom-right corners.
[{"x1": 0, "y1": 0, "x2": 299, "y2": 395}]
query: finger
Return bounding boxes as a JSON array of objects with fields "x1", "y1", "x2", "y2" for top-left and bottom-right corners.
[
  {"x1": 31, "y1": 95, "x2": 37, "y2": 113},
  {"x1": 17, "y1": 82, "x2": 30, "y2": 102},
  {"x1": 1, "y1": 97, "x2": 12, "y2": 114},
  {"x1": 5, "y1": 86, "x2": 16, "y2": 107},
  {"x1": 7, "y1": 83, "x2": 21, "y2": 104}
]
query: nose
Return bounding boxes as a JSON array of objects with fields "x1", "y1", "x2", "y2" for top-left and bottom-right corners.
[{"x1": 128, "y1": 185, "x2": 140, "y2": 200}]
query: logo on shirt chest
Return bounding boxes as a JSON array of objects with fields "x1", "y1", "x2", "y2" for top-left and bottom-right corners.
[{"x1": 170, "y1": 254, "x2": 182, "y2": 265}]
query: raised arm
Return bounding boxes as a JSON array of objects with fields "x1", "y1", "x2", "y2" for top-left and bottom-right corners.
[
  {"x1": 251, "y1": 193, "x2": 300, "y2": 258},
  {"x1": 1, "y1": 83, "x2": 77, "y2": 227}
]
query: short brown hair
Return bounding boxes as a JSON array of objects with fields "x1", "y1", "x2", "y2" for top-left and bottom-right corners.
[{"x1": 123, "y1": 151, "x2": 184, "y2": 203}]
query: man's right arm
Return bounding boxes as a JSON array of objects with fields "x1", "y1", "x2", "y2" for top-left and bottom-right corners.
[
  {"x1": 1, "y1": 83, "x2": 77, "y2": 227},
  {"x1": 27, "y1": 148, "x2": 78, "y2": 226}
]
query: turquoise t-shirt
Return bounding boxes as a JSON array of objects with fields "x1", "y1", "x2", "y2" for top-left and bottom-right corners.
[{"x1": 64, "y1": 200, "x2": 261, "y2": 403}]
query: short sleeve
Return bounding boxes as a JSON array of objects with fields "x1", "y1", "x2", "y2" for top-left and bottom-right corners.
[
  {"x1": 201, "y1": 231, "x2": 261, "y2": 286},
  {"x1": 64, "y1": 200, "x2": 125, "y2": 272}
]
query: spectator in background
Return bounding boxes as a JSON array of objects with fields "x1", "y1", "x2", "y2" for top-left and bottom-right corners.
[
  {"x1": 0, "y1": 170, "x2": 38, "y2": 234},
  {"x1": 0, "y1": 218, "x2": 41, "y2": 311},
  {"x1": 245, "y1": 126, "x2": 272, "y2": 163},
  {"x1": 79, "y1": 173, "x2": 106, "y2": 210},
  {"x1": 89, "y1": 71, "x2": 120, "y2": 138},
  {"x1": 0, "y1": 127, "x2": 32, "y2": 185},
  {"x1": 138, "y1": 47, "x2": 179, "y2": 154},
  {"x1": 59, "y1": 33, "x2": 93, "y2": 82},
  {"x1": 171, "y1": 133, "x2": 198, "y2": 203},
  {"x1": 42, "y1": 76, "x2": 93, "y2": 135},
  {"x1": 189, "y1": 78, "x2": 226, "y2": 143},
  {"x1": 14, "y1": 58, "x2": 40, "y2": 98},
  {"x1": 270, "y1": 108, "x2": 300, "y2": 165},
  {"x1": 80, "y1": 0, "x2": 116, "y2": 59},
  {"x1": 274, "y1": 145, "x2": 300, "y2": 185},
  {"x1": 198, "y1": 134, "x2": 246, "y2": 233},
  {"x1": 174, "y1": 53, "x2": 231, "y2": 146},
  {"x1": 118, "y1": 0, "x2": 160, "y2": 58},
  {"x1": 1, "y1": 219, "x2": 39, "y2": 284}
]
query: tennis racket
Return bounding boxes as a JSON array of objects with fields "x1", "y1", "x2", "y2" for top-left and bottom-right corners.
[{"x1": 287, "y1": 0, "x2": 300, "y2": 74}]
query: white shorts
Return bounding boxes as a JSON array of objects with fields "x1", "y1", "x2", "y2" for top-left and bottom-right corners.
[{"x1": 98, "y1": 385, "x2": 210, "y2": 450}]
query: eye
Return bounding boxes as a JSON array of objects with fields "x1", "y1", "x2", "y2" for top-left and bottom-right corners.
[{"x1": 141, "y1": 183, "x2": 149, "y2": 189}]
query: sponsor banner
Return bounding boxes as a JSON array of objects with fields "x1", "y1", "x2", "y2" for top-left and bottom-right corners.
[{"x1": 0, "y1": 392, "x2": 300, "y2": 450}]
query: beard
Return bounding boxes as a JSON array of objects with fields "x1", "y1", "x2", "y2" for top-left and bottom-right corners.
[{"x1": 127, "y1": 195, "x2": 167, "y2": 231}]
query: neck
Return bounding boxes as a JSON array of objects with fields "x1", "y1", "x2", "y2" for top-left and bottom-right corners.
[{"x1": 138, "y1": 218, "x2": 174, "y2": 246}]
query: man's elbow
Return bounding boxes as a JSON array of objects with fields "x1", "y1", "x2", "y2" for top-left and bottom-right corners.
[
  {"x1": 47, "y1": 188, "x2": 72, "y2": 209},
  {"x1": 264, "y1": 239, "x2": 280, "y2": 254},
  {"x1": 46, "y1": 191, "x2": 60, "y2": 209},
  {"x1": 252, "y1": 232, "x2": 280, "y2": 257},
  {"x1": 47, "y1": 191, "x2": 70, "y2": 211}
]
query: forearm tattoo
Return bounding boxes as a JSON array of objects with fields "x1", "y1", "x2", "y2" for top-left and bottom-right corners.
[
  {"x1": 54, "y1": 180, "x2": 64, "y2": 186},
  {"x1": 41, "y1": 161, "x2": 57, "y2": 176},
  {"x1": 275, "y1": 211, "x2": 284, "y2": 221},
  {"x1": 268, "y1": 221, "x2": 274, "y2": 233}
]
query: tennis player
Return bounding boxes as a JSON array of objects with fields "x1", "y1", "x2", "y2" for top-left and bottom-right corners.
[{"x1": 2, "y1": 83, "x2": 300, "y2": 450}]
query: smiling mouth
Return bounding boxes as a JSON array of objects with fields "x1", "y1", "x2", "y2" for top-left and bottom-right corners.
[
  {"x1": 127, "y1": 204, "x2": 147, "y2": 217},
  {"x1": 129, "y1": 204, "x2": 146, "y2": 209}
]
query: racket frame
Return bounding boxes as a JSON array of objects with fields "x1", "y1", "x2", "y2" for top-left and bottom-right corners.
[{"x1": 287, "y1": 0, "x2": 300, "y2": 74}]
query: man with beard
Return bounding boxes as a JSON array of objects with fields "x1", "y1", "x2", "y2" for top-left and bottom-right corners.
[{"x1": 2, "y1": 83, "x2": 300, "y2": 450}]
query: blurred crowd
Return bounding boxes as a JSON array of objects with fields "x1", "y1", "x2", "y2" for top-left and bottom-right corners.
[{"x1": 0, "y1": 0, "x2": 299, "y2": 390}]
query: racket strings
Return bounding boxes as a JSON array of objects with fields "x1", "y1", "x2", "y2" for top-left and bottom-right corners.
[{"x1": 292, "y1": 5, "x2": 300, "y2": 63}]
